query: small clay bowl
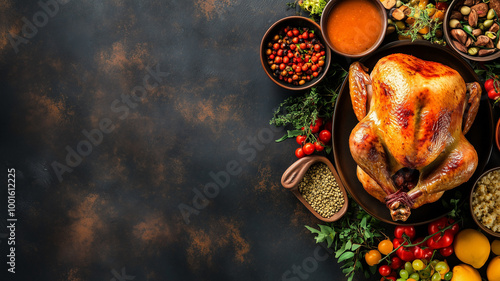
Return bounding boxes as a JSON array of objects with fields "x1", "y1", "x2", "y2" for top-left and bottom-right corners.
[
  {"x1": 281, "y1": 155, "x2": 348, "y2": 222},
  {"x1": 496, "y1": 118, "x2": 500, "y2": 152},
  {"x1": 260, "y1": 16, "x2": 331, "y2": 91},
  {"x1": 320, "y1": 0, "x2": 387, "y2": 59},
  {"x1": 443, "y1": 0, "x2": 500, "y2": 62},
  {"x1": 470, "y1": 167, "x2": 500, "y2": 238}
]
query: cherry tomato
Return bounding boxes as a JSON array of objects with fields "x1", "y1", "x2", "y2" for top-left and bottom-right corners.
[
  {"x1": 488, "y1": 88, "x2": 500, "y2": 99},
  {"x1": 378, "y1": 239, "x2": 394, "y2": 255},
  {"x1": 323, "y1": 120, "x2": 333, "y2": 132},
  {"x1": 287, "y1": 30, "x2": 294, "y2": 37},
  {"x1": 292, "y1": 28, "x2": 299, "y2": 36},
  {"x1": 303, "y1": 143, "x2": 315, "y2": 155},
  {"x1": 365, "y1": 249, "x2": 382, "y2": 266},
  {"x1": 296, "y1": 135, "x2": 306, "y2": 145},
  {"x1": 427, "y1": 229, "x2": 454, "y2": 249},
  {"x1": 302, "y1": 31, "x2": 308, "y2": 39},
  {"x1": 299, "y1": 43, "x2": 306, "y2": 50},
  {"x1": 396, "y1": 244, "x2": 415, "y2": 262},
  {"x1": 392, "y1": 238, "x2": 403, "y2": 249},
  {"x1": 390, "y1": 256, "x2": 402, "y2": 270},
  {"x1": 310, "y1": 118, "x2": 323, "y2": 133},
  {"x1": 439, "y1": 245, "x2": 454, "y2": 257},
  {"x1": 485, "y1": 78, "x2": 495, "y2": 92},
  {"x1": 412, "y1": 246, "x2": 424, "y2": 260},
  {"x1": 318, "y1": 130, "x2": 332, "y2": 143},
  {"x1": 314, "y1": 141, "x2": 324, "y2": 152},
  {"x1": 380, "y1": 277, "x2": 396, "y2": 281},
  {"x1": 422, "y1": 248, "x2": 433, "y2": 260},
  {"x1": 428, "y1": 217, "x2": 448, "y2": 234},
  {"x1": 379, "y1": 265, "x2": 391, "y2": 277},
  {"x1": 295, "y1": 147, "x2": 305, "y2": 158},
  {"x1": 394, "y1": 226, "x2": 416, "y2": 240}
]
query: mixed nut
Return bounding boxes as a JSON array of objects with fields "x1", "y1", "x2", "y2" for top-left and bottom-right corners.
[
  {"x1": 298, "y1": 163, "x2": 344, "y2": 218},
  {"x1": 449, "y1": 0, "x2": 500, "y2": 57}
]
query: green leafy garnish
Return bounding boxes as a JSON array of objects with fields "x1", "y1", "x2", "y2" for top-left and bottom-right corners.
[
  {"x1": 269, "y1": 64, "x2": 347, "y2": 148},
  {"x1": 396, "y1": 4, "x2": 445, "y2": 45},
  {"x1": 305, "y1": 199, "x2": 389, "y2": 281},
  {"x1": 287, "y1": 0, "x2": 328, "y2": 20}
]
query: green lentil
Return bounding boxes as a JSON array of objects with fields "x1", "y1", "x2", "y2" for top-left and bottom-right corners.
[{"x1": 298, "y1": 163, "x2": 344, "y2": 218}]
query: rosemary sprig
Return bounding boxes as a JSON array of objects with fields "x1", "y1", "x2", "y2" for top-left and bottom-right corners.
[{"x1": 269, "y1": 64, "x2": 347, "y2": 146}]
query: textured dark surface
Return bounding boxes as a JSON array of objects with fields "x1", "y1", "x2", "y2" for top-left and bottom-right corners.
[{"x1": 0, "y1": 1, "x2": 499, "y2": 281}]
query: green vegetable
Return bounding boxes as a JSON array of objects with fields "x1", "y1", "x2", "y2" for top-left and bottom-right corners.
[
  {"x1": 305, "y1": 199, "x2": 389, "y2": 281},
  {"x1": 299, "y1": 0, "x2": 328, "y2": 19},
  {"x1": 269, "y1": 64, "x2": 347, "y2": 149}
]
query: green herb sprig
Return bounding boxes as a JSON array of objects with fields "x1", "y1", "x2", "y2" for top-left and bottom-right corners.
[
  {"x1": 305, "y1": 199, "x2": 389, "y2": 281},
  {"x1": 269, "y1": 64, "x2": 347, "y2": 151},
  {"x1": 396, "y1": 4, "x2": 444, "y2": 45}
]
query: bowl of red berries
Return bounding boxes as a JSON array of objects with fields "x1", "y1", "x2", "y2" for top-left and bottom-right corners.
[{"x1": 260, "y1": 16, "x2": 331, "y2": 91}]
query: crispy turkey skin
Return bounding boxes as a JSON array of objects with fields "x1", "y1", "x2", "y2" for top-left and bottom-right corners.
[{"x1": 348, "y1": 53, "x2": 480, "y2": 221}]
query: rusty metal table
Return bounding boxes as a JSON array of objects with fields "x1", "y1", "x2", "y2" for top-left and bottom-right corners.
[{"x1": 1, "y1": 0, "x2": 499, "y2": 280}]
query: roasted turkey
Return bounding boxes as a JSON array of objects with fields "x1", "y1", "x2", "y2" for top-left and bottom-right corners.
[{"x1": 348, "y1": 53, "x2": 481, "y2": 221}]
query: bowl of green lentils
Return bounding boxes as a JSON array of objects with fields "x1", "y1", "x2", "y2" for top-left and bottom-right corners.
[{"x1": 281, "y1": 155, "x2": 348, "y2": 222}]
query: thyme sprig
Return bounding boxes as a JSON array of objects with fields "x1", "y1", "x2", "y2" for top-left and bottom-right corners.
[
  {"x1": 269, "y1": 64, "x2": 347, "y2": 148},
  {"x1": 396, "y1": 4, "x2": 444, "y2": 44}
]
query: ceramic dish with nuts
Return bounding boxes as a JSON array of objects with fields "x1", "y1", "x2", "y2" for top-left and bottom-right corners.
[
  {"x1": 281, "y1": 155, "x2": 348, "y2": 222},
  {"x1": 444, "y1": 0, "x2": 500, "y2": 61},
  {"x1": 470, "y1": 167, "x2": 500, "y2": 238}
]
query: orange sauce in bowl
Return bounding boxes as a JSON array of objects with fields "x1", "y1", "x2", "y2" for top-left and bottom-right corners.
[{"x1": 326, "y1": 0, "x2": 383, "y2": 55}]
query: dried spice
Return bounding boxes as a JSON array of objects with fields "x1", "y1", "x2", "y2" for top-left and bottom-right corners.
[{"x1": 298, "y1": 163, "x2": 344, "y2": 218}]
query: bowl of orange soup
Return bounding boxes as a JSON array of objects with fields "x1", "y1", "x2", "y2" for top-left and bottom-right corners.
[{"x1": 320, "y1": 0, "x2": 387, "y2": 58}]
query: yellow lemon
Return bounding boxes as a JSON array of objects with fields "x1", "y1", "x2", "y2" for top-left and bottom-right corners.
[
  {"x1": 451, "y1": 264, "x2": 481, "y2": 281},
  {"x1": 492, "y1": 240, "x2": 500, "y2": 256},
  {"x1": 487, "y1": 256, "x2": 500, "y2": 281},
  {"x1": 454, "y1": 229, "x2": 490, "y2": 268}
]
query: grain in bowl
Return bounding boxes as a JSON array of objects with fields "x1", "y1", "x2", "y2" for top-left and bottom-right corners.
[{"x1": 471, "y1": 168, "x2": 500, "y2": 233}]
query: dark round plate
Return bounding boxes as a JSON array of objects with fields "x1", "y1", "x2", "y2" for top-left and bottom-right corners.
[{"x1": 332, "y1": 40, "x2": 493, "y2": 225}]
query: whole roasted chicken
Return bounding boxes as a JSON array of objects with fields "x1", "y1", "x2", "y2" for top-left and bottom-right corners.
[{"x1": 348, "y1": 53, "x2": 480, "y2": 221}]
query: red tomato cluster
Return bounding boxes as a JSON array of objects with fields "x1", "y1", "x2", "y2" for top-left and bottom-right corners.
[
  {"x1": 366, "y1": 217, "x2": 460, "y2": 279},
  {"x1": 485, "y1": 78, "x2": 500, "y2": 100},
  {"x1": 265, "y1": 26, "x2": 327, "y2": 86},
  {"x1": 295, "y1": 117, "x2": 332, "y2": 158}
]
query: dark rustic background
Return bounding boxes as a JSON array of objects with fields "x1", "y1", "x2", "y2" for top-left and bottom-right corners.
[{"x1": 1, "y1": 1, "x2": 499, "y2": 281}]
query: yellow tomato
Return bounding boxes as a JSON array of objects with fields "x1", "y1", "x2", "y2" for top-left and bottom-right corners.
[
  {"x1": 365, "y1": 249, "x2": 381, "y2": 266},
  {"x1": 378, "y1": 239, "x2": 393, "y2": 255},
  {"x1": 487, "y1": 256, "x2": 500, "y2": 281},
  {"x1": 492, "y1": 240, "x2": 500, "y2": 256},
  {"x1": 451, "y1": 264, "x2": 481, "y2": 281},
  {"x1": 453, "y1": 229, "x2": 490, "y2": 268}
]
